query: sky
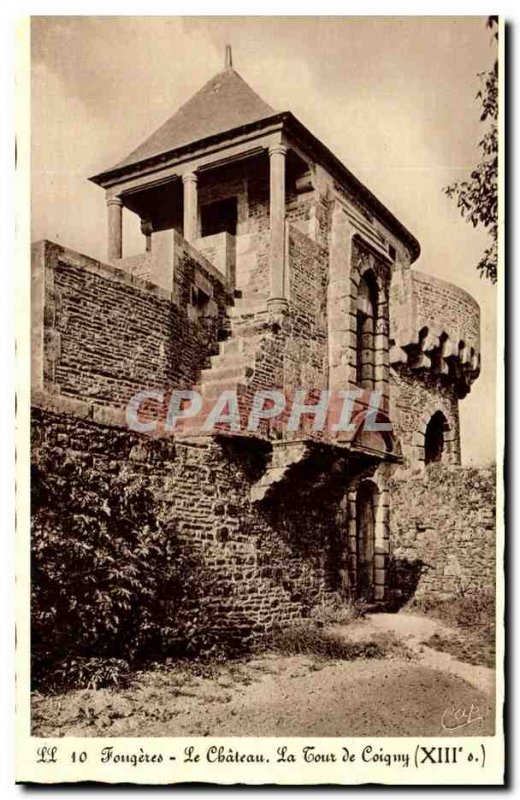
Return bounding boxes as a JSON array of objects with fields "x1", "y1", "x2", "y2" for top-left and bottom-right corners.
[{"x1": 31, "y1": 16, "x2": 498, "y2": 465}]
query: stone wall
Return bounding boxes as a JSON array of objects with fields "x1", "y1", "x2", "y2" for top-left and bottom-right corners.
[
  {"x1": 285, "y1": 225, "x2": 329, "y2": 389},
  {"x1": 388, "y1": 464, "x2": 496, "y2": 602},
  {"x1": 411, "y1": 271, "x2": 480, "y2": 354},
  {"x1": 247, "y1": 161, "x2": 270, "y2": 234},
  {"x1": 197, "y1": 162, "x2": 249, "y2": 238},
  {"x1": 31, "y1": 402, "x2": 357, "y2": 645},
  {"x1": 390, "y1": 366, "x2": 461, "y2": 465},
  {"x1": 32, "y1": 240, "x2": 232, "y2": 410},
  {"x1": 231, "y1": 224, "x2": 330, "y2": 441},
  {"x1": 390, "y1": 266, "x2": 481, "y2": 362},
  {"x1": 32, "y1": 399, "x2": 495, "y2": 641}
]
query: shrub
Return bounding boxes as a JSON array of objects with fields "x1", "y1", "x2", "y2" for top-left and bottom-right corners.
[
  {"x1": 31, "y1": 451, "x2": 220, "y2": 691},
  {"x1": 50, "y1": 657, "x2": 131, "y2": 691}
]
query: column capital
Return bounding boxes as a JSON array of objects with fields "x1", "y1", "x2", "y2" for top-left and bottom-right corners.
[
  {"x1": 106, "y1": 195, "x2": 123, "y2": 207},
  {"x1": 268, "y1": 144, "x2": 288, "y2": 158},
  {"x1": 182, "y1": 171, "x2": 198, "y2": 185},
  {"x1": 140, "y1": 216, "x2": 153, "y2": 237}
]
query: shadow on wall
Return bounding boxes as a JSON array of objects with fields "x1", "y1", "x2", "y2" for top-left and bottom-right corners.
[{"x1": 386, "y1": 556, "x2": 430, "y2": 611}]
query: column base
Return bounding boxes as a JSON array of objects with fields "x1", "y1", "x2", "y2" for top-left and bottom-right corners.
[{"x1": 373, "y1": 584, "x2": 386, "y2": 602}]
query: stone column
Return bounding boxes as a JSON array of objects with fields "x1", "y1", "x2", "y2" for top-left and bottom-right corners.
[
  {"x1": 374, "y1": 295, "x2": 390, "y2": 412},
  {"x1": 374, "y1": 490, "x2": 389, "y2": 602},
  {"x1": 107, "y1": 196, "x2": 123, "y2": 261},
  {"x1": 347, "y1": 489, "x2": 358, "y2": 596},
  {"x1": 268, "y1": 144, "x2": 288, "y2": 311},
  {"x1": 182, "y1": 172, "x2": 198, "y2": 243}
]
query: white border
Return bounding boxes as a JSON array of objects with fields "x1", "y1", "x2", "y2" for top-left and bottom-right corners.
[{"x1": 5, "y1": 5, "x2": 513, "y2": 796}]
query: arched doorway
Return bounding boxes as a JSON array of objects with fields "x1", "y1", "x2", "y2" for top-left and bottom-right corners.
[
  {"x1": 424, "y1": 411, "x2": 447, "y2": 464},
  {"x1": 356, "y1": 481, "x2": 377, "y2": 600}
]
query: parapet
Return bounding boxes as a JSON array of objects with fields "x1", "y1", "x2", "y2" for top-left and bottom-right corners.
[{"x1": 389, "y1": 268, "x2": 480, "y2": 397}]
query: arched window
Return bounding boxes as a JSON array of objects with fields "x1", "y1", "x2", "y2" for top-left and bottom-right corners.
[
  {"x1": 356, "y1": 272, "x2": 378, "y2": 389},
  {"x1": 424, "y1": 411, "x2": 448, "y2": 465}
]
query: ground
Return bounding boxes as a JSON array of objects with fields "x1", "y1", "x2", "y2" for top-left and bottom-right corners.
[{"x1": 32, "y1": 613, "x2": 495, "y2": 738}]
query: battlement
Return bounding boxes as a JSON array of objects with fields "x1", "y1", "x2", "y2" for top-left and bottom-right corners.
[{"x1": 389, "y1": 267, "x2": 480, "y2": 397}]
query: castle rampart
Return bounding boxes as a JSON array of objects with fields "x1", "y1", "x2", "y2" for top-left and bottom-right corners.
[{"x1": 30, "y1": 56, "x2": 489, "y2": 638}]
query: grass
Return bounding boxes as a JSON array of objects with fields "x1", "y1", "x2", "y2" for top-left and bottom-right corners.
[
  {"x1": 408, "y1": 588, "x2": 495, "y2": 668},
  {"x1": 270, "y1": 622, "x2": 410, "y2": 661},
  {"x1": 32, "y1": 610, "x2": 414, "y2": 736},
  {"x1": 422, "y1": 632, "x2": 495, "y2": 669},
  {"x1": 309, "y1": 597, "x2": 367, "y2": 626}
]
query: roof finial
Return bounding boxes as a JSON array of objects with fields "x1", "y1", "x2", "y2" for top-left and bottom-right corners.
[{"x1": 225, "y1": 44, "x2": 233, "y2": 70}]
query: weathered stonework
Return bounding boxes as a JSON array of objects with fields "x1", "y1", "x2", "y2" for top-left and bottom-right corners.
[
  {"x1": 32, "y1": 404, "x2": 385, "y2": 641},
  {"x1": 32, "y1": 239, "x2": 233, "y2": 409},
  {"x1": 388, "y1": 465, "x2": 496, "y2": 602},
  {"x1": 31, "y1": 60, "x2": 492, "y2": 640},
  {"x1": 389, "y1": 267, "x2": 480, "y2": 397},
  {"x1": 389, "y1": 368, "x2": 461, "y2": 466}
]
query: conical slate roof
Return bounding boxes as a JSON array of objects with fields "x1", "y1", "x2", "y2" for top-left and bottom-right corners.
[{"x1": 113, "y1": 68, "x2": 277, "y2": 172}]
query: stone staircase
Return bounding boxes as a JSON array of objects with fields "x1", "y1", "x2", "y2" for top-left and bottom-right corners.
[
  {"x1": 197, "y1": 290, "x2": 270, "y2": 401},
  {"x1": 194, "y1": 288, "x2": 316, "y2": 502},
  {"x1": 194, "y1": 227, "x2": 272, "y2": 401}
]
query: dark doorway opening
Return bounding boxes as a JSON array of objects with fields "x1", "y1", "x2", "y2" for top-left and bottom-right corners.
[
  {"x1": 424, "y1": 411, "x2": 447, "y2": 465},
  {"x1": 200, "y1": 197, "x2": 237, "y2": 237}
]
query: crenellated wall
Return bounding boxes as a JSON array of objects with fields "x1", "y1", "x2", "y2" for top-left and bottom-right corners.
[
  {"x1": 388, "y1": 265, "x2": 482, "y2": 467},
  {"x1": 411, "y1": 271, "x2": 480, "y2": 355},
  {"x1": 390, "y1": 267, "x2": 481, "y2": 395}
]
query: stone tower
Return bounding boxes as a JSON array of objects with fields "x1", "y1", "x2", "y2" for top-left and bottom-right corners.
[{"x1": 32, "y1": 52, "x2": 481, "y2": 615}]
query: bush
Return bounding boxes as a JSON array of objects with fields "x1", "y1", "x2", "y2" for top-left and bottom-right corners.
[
  {"x1": 50, "y1": 657, "x2": 131, "y2": 691},
  {"x1": 31, "y1": 451, "x2": 219, "y2": 691}
]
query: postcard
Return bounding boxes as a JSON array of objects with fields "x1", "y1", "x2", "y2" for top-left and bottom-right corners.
[{"x1": 15, "y1": 15, "x2": 504, "y2": 785}]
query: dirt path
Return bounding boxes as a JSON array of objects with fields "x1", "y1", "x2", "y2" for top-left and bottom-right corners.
[
  {"x1": 337, "y1": 613, "x2": 495, "y2": 697},
  {"x1": 32, "y1": 613, "x2": 495, "y2": 738}
]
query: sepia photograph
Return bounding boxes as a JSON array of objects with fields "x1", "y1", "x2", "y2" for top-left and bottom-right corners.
[{"x1": 18, "y1": 13, "x2": 503, "y2": 785}]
